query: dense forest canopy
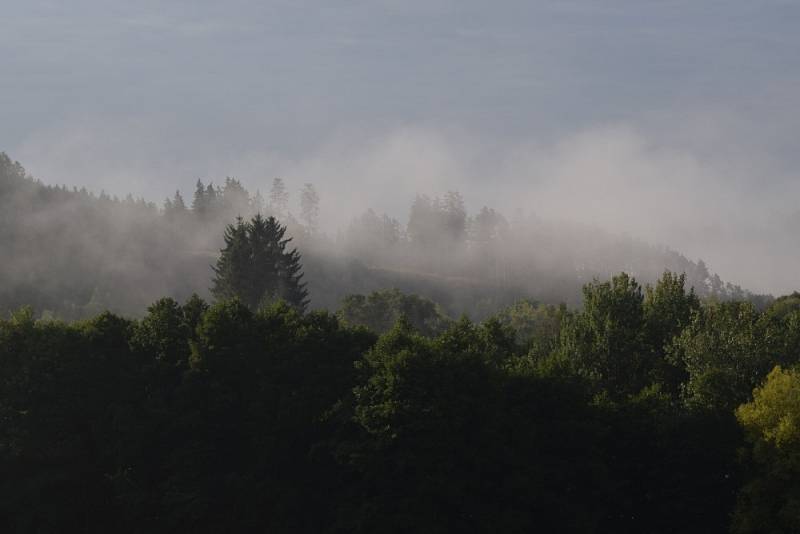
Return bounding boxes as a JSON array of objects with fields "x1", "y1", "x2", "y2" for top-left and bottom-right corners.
[
  {"x1": 3, "y1": 150, "x2": 800, "y2": 532},
  {"x1": 2, "y1": 272, "x2": 799, "y2": 532},
  {"x1": 0, "y1": 152, "x2": 771, "y2": 321},
  {"x1": 4, "y1": 1, "x2": 800, "y2": 530},
  {"x1": 5, "y1": 1, "x2": 800, "y2": 531}
]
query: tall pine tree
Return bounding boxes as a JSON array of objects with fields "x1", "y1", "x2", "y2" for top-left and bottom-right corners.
[{"x1": 211, "y1": 214, "x2": 309, "y2": 311}]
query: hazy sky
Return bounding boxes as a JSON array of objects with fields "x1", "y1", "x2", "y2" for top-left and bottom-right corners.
[{"x1": 2, "y1": 0, "x2": 800, "y2": 293}]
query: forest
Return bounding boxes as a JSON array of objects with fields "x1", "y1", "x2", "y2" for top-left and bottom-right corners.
[
  {"x1": 3, "y1": 274, "x2": 800, "y2": 532},
  {"x1": 2, "y1": 151, "x2": 799, "y2": 532},
  {"x1": 0, "y1": 152, "x2": 770, "y2": 322}
]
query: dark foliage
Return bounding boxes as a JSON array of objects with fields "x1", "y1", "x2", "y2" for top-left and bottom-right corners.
[
  {"x1": 211, "y1": 214, "x2": 309, "y2": 311},
  {"x1": 1, "y1": 152, "x2": 796, "y2": 532},
  {"x1": 2, "y1": 269, "x2": 797, "y2": 532}
]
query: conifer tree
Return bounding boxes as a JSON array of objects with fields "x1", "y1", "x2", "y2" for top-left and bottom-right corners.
[
  {"x1": 192, "y1": 179, "x2": 207, "y2": 215},
  {"x1": 164, "y1": 190, "x2": 187, "y2": 221},
  {"x1": 204, "y1": 182, "x2": 219, "y2": 216},
  {"x1": 211, "y1": 214, "x2": 309, "y2": 311},
  {"x1": 222, "y1": 177, "x2": 249, "y2": 217},
  {"x1": 172, "y1": 190, "x2": 186, "y2": 212},
  {"x1": 251, "y1": 189, "x2": 265, "y2": 214},
  {"x1": 210, "y1": 217, "x2": 252, "y2": 303},
  {"x1": 299, "y1": 183, "x2": 320, "y2": 234},
  {"x1": 269, "y1": 178, "x2": 289, "y2": 218}
]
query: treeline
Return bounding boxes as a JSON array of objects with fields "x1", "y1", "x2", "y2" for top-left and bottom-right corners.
[
  {"x1": 0, "y1": 152, "x2": 769, "y2": 321},
  {"x1": 2, "y1": 273, "x2": 799, "y2": 532}
]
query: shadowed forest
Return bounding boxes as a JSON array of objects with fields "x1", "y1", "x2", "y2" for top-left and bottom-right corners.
[
  {"x1": 2, "y1": 151, "x2": 799, "y2": 533},
  {"x1": 4, "y1": 0, "x2": 800, "y2": 531}
]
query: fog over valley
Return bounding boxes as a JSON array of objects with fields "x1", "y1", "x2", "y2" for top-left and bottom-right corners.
[
  {"x1": 5, "y1": 3, "x2": 800, "y2": 533},
  {"x1": 4, "y1": 1, "x2": 800, "y2": 296},
  {"x1": 9, "y1": 120, "x2": 800, "y2": 297}
]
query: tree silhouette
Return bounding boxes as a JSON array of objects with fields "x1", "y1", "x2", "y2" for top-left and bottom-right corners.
[{"x1": 211, "y1": 214, "x2": 309, "y2": 311}]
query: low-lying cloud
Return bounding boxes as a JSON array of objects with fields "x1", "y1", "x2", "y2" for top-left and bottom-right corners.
[{"x1": 12, "y1": 117, "x2": 800, "y2": 295}]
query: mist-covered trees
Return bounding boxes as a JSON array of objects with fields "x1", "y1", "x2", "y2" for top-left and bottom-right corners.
[
  {"x1": 7, "y1": 147, "x2": 800, "y2": 531},
  {"x1": 269, "y1": 177, "x2": 289, "y2": 218},
  {"x1": 211, "y1": 214, "x2": 309, "y2": 311},
  {"x1": 406, "y1": 192, "x2": 467, "y2": 252},
  {"x1": 0, "y1": 153, "x2": 177, "y2": 319},
  {"x1": 493, "y1": 299, "x2": 566, "y2": 356},
  {"x1": 337, "y1": 288, "x2": 451, "y2": 336},
  {"x1": 345, "y1": 209, "x2": 402, "y2": 261},
  {"x1": 0, "y1": 150, "x2": 773, "y2": 322},
  {"x1": 299, "y1": 183, "x2": 320, "y2": 235}
]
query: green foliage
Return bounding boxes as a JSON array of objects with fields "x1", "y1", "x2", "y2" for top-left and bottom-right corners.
[
  {"x1": 763, "y1": 292, "x2": 800, "y2": 321},
  {"x1": 337, "y1": 288, "x2": 451, "y2": 336},
  {"x1": 643, "y1": 271, "x2": 702, "y2": 395},
  {"x1": 670, "y1": 301, "x2": 772, "y2": 412},
  {"x1": 8, "y1": 149, "x2": 800, "y2": 532},
  {"x1": 560, "y1": 273, "x2": 651, "y2": 397},
  {"x1": 130, "y1": 297, "x2": 194, "y2": 365},
  {"x1": 644, "y1": 272, "x2": 701, "y2": 349},
  {"x1": 492, "y1": 299, "x2": 567, "y2": 357},
  {"x1": 734, "y1": 366, "x2": 800, "y2": 533},
  {"x1": 3, "y1": 273, "x2": 800, "y2": 532},
  {"x1": 339, "y1": 317, "x2": 608, "y2": 533},
  {"x1": 760, "y1": 299, "x2": 800, "y2": 369},
  {"x1": 211, "y1": 214, "x2": 309, "y2": 311},
  {"x1": 0, "y1": 310, "x2": 138, "y2": 532},
  {"x1": 0, "y1": 296, "x2": 375, "y2": 532}
]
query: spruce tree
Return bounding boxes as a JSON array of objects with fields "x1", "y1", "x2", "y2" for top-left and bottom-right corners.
[
  {"x1": 164, "y1": 190, "x2": 187, "y2": 221},
  {"x1": 192, "y1": 179, "x2": 208, "y2": 220},
  {"x1": 211, "y1": 214, "x2": 309, "y2": 311},
  {"x1": 210, "y1": 217, "x2": 252, "y2": 303},
  {"x1": 172, "y1": 190, "x2": 187, "y2": 212},
  {"x1": 204, "y1": 183, "x2": 219, "y2": 217}
]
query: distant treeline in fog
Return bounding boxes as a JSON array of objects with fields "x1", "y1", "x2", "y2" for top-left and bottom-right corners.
[
  {"x1": 3, "y1": 150, "x2": 800, "y2": 532},
  {"x1": 0, "y1": 152, "x2": 770, "y2": 319}
]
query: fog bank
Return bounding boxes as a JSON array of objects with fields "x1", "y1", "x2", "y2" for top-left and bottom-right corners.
[{"x1": 13, "y1": 120, "x2": 799, "y2": 295}]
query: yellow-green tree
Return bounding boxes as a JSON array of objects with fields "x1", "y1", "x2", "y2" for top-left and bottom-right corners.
[{"x1": 734, "y1": 365, "x2": 800, "y2": 533}]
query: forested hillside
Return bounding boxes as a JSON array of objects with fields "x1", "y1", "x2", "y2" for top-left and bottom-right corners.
[
  {"x1": 6, "y1": 0, "x2": 800, "y2": 531},
  {"x1": 0, "y1": 152, "x2": 769, "y2": 320},
  {"x1": 2, "y1": 274, "x2": 799, "y2": 532},
  {"x1": 3, "y1": 151, "x2": 800, "y2": 532}
]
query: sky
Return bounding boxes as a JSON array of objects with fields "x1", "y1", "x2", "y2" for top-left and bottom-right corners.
[{"x1": 2, "y1": 0, "x2": 800, "y2": 293}]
